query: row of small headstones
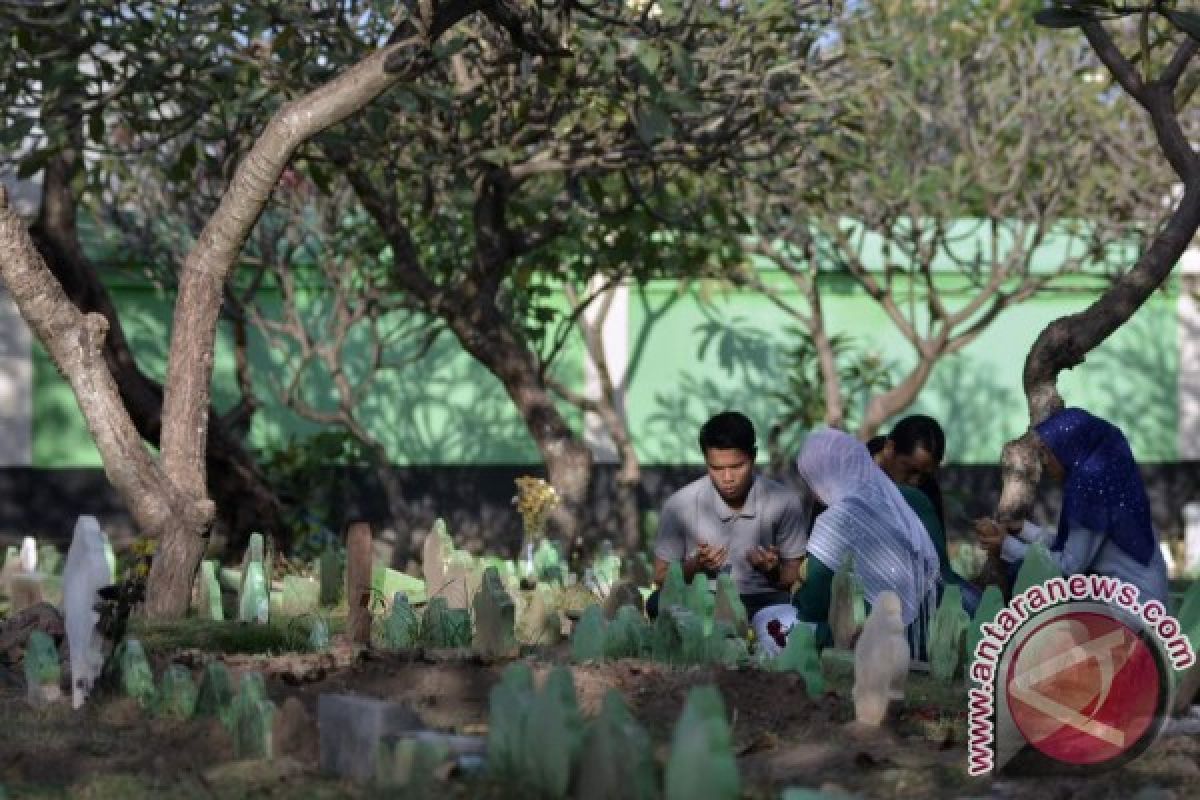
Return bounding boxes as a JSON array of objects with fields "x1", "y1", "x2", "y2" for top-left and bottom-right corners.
[
  {"x1": 487, "y1": 662, "x2": 739, "y2": 800},
  {"x1": 23, "y1": 630, "x2": 274, "y2": 759},
  {"x1": 928, "y1": 542, "x2": 1200, "y2": 686},
  {"x1": 485, "y1": 662, "x2": 841, "y2": 800}
]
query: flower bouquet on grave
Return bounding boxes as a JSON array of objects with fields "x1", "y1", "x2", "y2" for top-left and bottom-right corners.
[{"x1": 512, "y1": 476, "x2": 560, "y2": 585}]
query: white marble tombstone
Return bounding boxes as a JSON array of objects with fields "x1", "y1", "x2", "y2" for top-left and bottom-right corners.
[
  {"x1": 853, "y1": 590, "x2": 910, "y2": 726},
  {"x1": 63, "y1": 515, "x2": 114, "y2": 709}
]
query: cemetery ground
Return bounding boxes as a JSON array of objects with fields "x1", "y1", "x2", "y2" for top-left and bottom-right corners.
[
  {"x1": 1, "y1": 522, "x2": 1199, "y2": 800},
  {"x1": 1, "y1": 614, "x2": 1199, "y2": 799}
]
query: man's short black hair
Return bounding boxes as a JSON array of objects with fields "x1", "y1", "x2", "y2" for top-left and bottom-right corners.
[
  {"x1": 889, "y1": 414, "x2": 945, "y2": 462},
  {"x1": 698, "y1": 411, "x2": 757, "y2": 456}
]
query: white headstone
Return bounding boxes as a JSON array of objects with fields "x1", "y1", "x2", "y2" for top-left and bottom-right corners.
[
  {"x1": 19, "y1": 536, "x2": 36, "y2": 573},
  {"x1": 1184, "y1": 502, "x2": 1200, "y2": 576},
  {"x1": 853, "y1": 590, "x2": 910, "y2": 726},
  {"x1": 63, "y1": 515, "x2": 114, "y2": 709}
]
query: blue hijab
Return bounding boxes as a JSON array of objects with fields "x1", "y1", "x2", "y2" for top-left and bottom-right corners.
[{"x1": 1034, "y1": 408, "x2": 1156, "y2": 565}]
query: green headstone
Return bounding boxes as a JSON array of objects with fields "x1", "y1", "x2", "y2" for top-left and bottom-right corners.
[
  {"x1": 239, "y1": 561, "x2": 269, "y2": 624},
  {"x1": 382, "y1": 593, "x2": 419, "y2": 650},
  {"x1": 604, "y1": 605, "x2": 648, "y2": 660},
  {"x1": 308, "y1": 616, "x2": 331, "y2": 651},
  {"x1": 200, "y1": 560, "x2": 224, "y2": 621},
  {"x1": 37, "y1": 545, "x2": 62, "y2": 577},
  {"x1": 830, "y1": 554, "x2": 867, "y2": 649},
  {"x1": 118, "y1": 639, "x2": 156, "y2": 708},
  {"x1": 665, "y1": 686, "x2": 739, "y2": 800},
  {"x1": 774, "y1": 623, "x2": 824, "y2": 695},
  {"x1": 967, "y1": 586, "x2": 1005, "y2": 665},
  {"x1": 576, "y1": 690, "x2": 657, "y2": 800},
  {"x1": 421, "y1": 597, "x2": 472, "y2": 648},
  {"x1": 591, "y1": 541, "x2": 622, "y2": 592},
  {"x1": 473, "y1": 567, "x2": 519, "y2": 661},
  {"x1": 319, "y1": 547, "x2": 344, "y2": 607},
  {"x1": 523, "y1": 667, "x2": 581, "y2": 799},
  {"x1": 930, "y1": 585, "x2": 970, "y2": 683},
  {"x1": 684, "y1": 574, "x2": 714, "y2": 632},
  {"x1": 231, "y1": 673, "x2": 274, "y2": 760},
  {"x1": 515, "y1": 585, "x2": 558, "y2": 645},
  {"x1": 157, "y1": 664, "x2": 198, "y2": 719},
  {"x1": 659, "y1": 561, "x2": 687, "y2": 613},
  {"x1": 280, "y1": 575, "x2": 320, "y2": 616},
  {"x1": 1175, "y1": 580, "x2": 1200, "y2": 638},
  {"x1": 487, "y1": 663, "x2": 535, "y2": 778},
  {"x1": 710, "y1": 626, "x2": 752, "y2": 668},
  {"x1": 375, "y1": 736, "x2": 450, "y2": 793},
  {"x1": 571, "y1": 605, "x2": 607, "y2": 663},
  {"x1": 195, "y1": 662, "x2": 235, "y2": 723},
  {"x1": 713, "y1": 573, "x2": 748, "y2": 634},
  {"x1": 653, "y1": 607, "x2": 707, "y2": 665},
  {"x1": 1012, "y1": 542, "x2": 1062, "y2": 599},
  {"x1": 534, "y1": 538, "x2": 565, "y2": 584},
  {"x1": 24, "y1": 630, "x2": 60, "y2": 686}
]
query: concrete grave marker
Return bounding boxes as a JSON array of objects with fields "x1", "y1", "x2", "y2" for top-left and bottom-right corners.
[
  {"x1": 853, "y1": 590, "x2": 910, "y2": 725},
  {"x1": 195, "y1": 662, "x2": 235, "y2": 723},
  {"x1": 238, "y1": 561, "x2": 269, "y2": 624},
  {"x1": 930, "y1": 585, "x2": 970, "y2": 683},
  {"x1": 157, "y1": 664, "x2": 198, "y2": 719},
  {"x1": 118, "y1": 639, "x2": 156, "y2": 708},
  {"x1": 62, "y1": 515, "x2": 112, "y2": 708},
  {"x1": 830, "y1": 554, "x2": 866, "y2": 650},
  {"x1": 381, "y1": 592, "x2": 419, "y2": 651},
  {"x1": 346, "y1": 522, "x2": 374, "y2": 644},
  {"x1": 473, "y1": 567, "x2": 518, "y2": 661},
  {"x1": 713, "y1": 573, "x2": 748, "y2": 634},
  {"x1": 24, "y1": 630, "x2": 61, "y2": 706},
  {"x1": 576, "y1": 689, "x2": 656, "y2": 800},
  {"x1": 665, "y1": 686, "x2": 739, "y2": 800},
  {"x1": 319, "y1": 693, "x2": 424, "y2": 782},
  {"x1": 775, "y1": 623, "x2": 824, "y2": 695}
]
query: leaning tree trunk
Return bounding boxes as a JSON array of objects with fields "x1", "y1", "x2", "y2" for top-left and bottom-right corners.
[
  {"x1": 993, "y1": 29, "x2": 1200, "y2": 536},
  {"x1": 983, "y1": 25, "x2": 1200, "y2": 600},
  {"x1": 0, "y1": 186, "x2": 216, "y2": 607},
  {"x1": 30, "y1": 152, "x2": 287, "y2": 552}
]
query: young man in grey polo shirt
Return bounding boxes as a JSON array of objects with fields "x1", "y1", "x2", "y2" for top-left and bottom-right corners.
[{"x1": 648, "y1": 411, "x2": 812, "y2": 620}]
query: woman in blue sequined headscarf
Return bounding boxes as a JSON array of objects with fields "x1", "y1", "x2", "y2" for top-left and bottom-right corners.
[{"x1": 975, "y1": 407, "x2": 1168, "y2": 605}]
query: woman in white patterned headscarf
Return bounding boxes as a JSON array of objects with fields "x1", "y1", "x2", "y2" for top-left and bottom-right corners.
[{"x1": 793, "y1": 428, "x2": 941, "y2": 654}]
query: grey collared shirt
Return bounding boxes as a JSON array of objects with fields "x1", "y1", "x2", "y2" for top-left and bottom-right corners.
[{"x1": 653, "y1": 474, "x2": 812, "y2": 595}]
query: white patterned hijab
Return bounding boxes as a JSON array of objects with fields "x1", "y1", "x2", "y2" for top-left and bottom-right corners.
[{"x1": 796, "y1": 428, "x2": 940, "y2": 626}]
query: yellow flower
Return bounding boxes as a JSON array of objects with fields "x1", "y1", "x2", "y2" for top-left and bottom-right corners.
[{"x1": 513, "y1": 476, "x2": 560, "y2": 541}]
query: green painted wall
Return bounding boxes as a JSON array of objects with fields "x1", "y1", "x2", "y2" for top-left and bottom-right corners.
[
  {"x1": 31, "y1": 270, "x2": 1178, "y2": 468},
  {"x1": 32, "y1": 280, "x2": 585, "y2": 467},
  {"x1": 625, "y1": 272, "x2": 1179, "y2": 466}
]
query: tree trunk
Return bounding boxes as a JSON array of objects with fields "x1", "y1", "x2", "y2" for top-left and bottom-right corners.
[
  {"x1": 0, "y1": 186, "x2": 215, "y2": 618},
  {"x1": 445, "y1": 307, "x2": 592, "y2": 549},
  {"x1": 29, "y1": 153, "x2": 287, "y2": 552},
  {"x1": 988, "y1": 28, "x2": 1200, "y2": 591}
]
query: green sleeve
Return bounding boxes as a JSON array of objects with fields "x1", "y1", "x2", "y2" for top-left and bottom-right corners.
[
  {"x1": 899, "y1": 484, "x2": 963, "y2": 587},
  {"x1": 793, "y1": 555, "x2": 834, "y2": 623},
  {"x1": 792, "y1": 556, "x2": 835, "y2": 649}
]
